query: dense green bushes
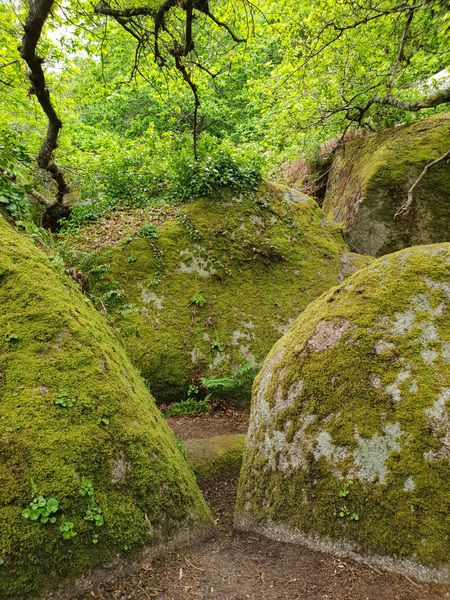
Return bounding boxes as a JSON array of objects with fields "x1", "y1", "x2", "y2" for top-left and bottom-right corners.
[{"x1": 68, "y1": 133, "x2": 264, "y2": 226}]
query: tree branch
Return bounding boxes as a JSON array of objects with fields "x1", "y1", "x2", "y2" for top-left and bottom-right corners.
[
  {"x1": 0, "y1": 166, "x2": 51, "y2": 207},
  {"x1": 387, "y1": 7, "x2": 414, "y2": 94},
  {"x1": 371, "y1": 86, "x2": 450, "y2": 111},
  {"x1": 19, "y1": 0, "x2": 69, "y2": 204},
  {"x1": 395, "y1": 147, "x2": 450, "y2": 217}
]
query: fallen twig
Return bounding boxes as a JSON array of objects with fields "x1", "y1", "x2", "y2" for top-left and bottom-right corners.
[
  {"x1": 138, "y1": 585, "x2": 152, "y2": 600},
  {"x1": 184, "y1": 556, "x2": 205, "y2": 571},
  {"x1": 367, "y1": 563, "x2": 382, "y2": 575},
  {"x1": 405, "y1": 574, "x2": 422, "y2": 590}
]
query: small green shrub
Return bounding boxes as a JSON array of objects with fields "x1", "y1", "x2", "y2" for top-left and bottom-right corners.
[
  {"x1": 200, "y1": 362, "x2": 260, "y2": 399},
  {"x1": 60, "y1": 521, "x2": 76, "y2": 540},
  {"x1": 84, "y1": 506, "x2": 104, "y2": 527},
  {"x1": 210, "y1": 340, "x2": 224, "y2": 351},
  {"x1": 163, "y1": 395, "x2": 211, "y2": 416},
  {"x1": 5, "y1": 333, "x2": 18, "y2": 343},
  {"x1": 171, "y1": 136, "x2": 264, "y2": 203},
  {"x1": 0, "y1": 128, "x2": 33, "y2": 218},
  {"x1": 78, "y1": 479, "x2": 94, "y2": 498},
  {"x1": 333, "y1": 480, "x2": 359, "y2": 520}
]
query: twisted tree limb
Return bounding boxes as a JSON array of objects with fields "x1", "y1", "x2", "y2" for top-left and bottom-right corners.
[
  {"x1": 395, "y1": 147, "x2": 450, "y2": 217},
  {"x1": 94, "y1": 0, "x2": 246, "y2": 158},
  {"x1": 19, "y1": 0, "x2": 69, "y2": 205}
]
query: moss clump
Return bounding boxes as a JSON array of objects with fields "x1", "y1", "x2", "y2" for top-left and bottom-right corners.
[
  {"x1": 63, "y1": 182, "x2": 371, "y2": 406},
  {"x1": 323, "y1": 112, "x2": 450, "y2": 257},
  {"x1": 185, "y1": 434, "x2": 247, "y2": 485},
  {"x1": 0, "y1": 215, "x2": 213, "y2": 598},
  {"x1": 235, "y1": 244, "x2": 450, "y2": 582}
]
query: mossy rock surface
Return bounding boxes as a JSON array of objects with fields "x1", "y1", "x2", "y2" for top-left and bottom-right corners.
[
  {"x1": 235, "y1": 244, "x2": 450, "y2": 583},
  {"x1": 73, "y1": 182, "x2": 370, "y2": 405},
  {"x1": 322, "y1": 112, "x2": 450, "y2": 257},
  {"x1": 0, "y1": 215, "x2": 213, "y2": 599},
  {"x1": 185, "y1": 434, "x2": 246, "y2": 485}
]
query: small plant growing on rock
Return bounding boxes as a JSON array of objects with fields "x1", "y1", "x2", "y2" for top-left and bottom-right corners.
[
  {"x1": 210, "y1": 340, "x2": 224, "y2": 351},
  {"x1": 334, "y1": 480, "x2": 359, "y2": 521},
  {"x1": 55, "y1": 389, "x2": 76, "y2": 407},
  {"x1": 191, "y1": 294, "x2": 206, "y2": 307},
  {"x1": 200, "y1": 362, "x2": 260, "y2": 400},
  {"x1": 60, "y1": 521, "x2": 76, "y2": 540},
  {"x1": 22, "y1": 489, "x2": 59, "y2": 524}
]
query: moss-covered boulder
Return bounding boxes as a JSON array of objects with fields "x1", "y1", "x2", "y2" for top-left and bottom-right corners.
[
  {"x1": 322, "y1": 112, "x2": 450, "y2": 257},
  {"x1": 185, "y1": 434, "x2": 246, "y2": 485},
  {"x1": 68, "y1": 183, "x2": 370, "y2": 405},
  {"x1": 0, "y1": 215, "x2": 213, "y2": 599},
  {"x1": 235, "y1": 244, "x2": 450, "y2": 583}
]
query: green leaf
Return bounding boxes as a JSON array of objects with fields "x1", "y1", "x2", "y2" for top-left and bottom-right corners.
[{"x1": 46, "y1": 498, "x2": 59, "y2": 512}]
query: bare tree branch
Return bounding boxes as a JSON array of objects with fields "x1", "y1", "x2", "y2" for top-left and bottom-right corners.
[
  {"x1": 395, "y1": 147, "x2": 450, "y2": 217},
  {"x1": 387, "y1": 6, "x2": 414, "y2": 94},
  {"x1": 94, "y1": 0, "x2": 248, "y2": 159}
]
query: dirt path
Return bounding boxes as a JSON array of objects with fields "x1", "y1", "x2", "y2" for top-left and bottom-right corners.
[{"x1": 76, "y1": 412, "x2": 449, "y2": 600}]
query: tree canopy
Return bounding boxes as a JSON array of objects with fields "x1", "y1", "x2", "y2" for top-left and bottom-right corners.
[{"x1": 0, "y1": 0, "x2": 448, "y2": 218}]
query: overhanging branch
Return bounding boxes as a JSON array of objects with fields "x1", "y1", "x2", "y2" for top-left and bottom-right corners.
[{"x1": 371, "y1": 87, "x2": 450, "y2": 111}]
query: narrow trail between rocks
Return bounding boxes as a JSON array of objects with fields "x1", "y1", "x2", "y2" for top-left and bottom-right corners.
[{"x1": 76, "y1": 411, "x2": 450, "y2": 600}]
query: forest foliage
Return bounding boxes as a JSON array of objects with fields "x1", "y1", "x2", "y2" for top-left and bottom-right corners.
[{"x1": 0, "y1": 0, "x2": 448, "y2": 224}]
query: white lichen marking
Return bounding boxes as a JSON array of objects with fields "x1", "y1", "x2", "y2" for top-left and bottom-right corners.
[
  {"x1": 250, "y1": 215, "x2": 265, "y2": 228},
  {"x1": 138, "y1": 284, "x2": 165, "y2": 309},
  {"x1": 248, "y1": 347, "x2": 285, "y2": 441},
  {"x1": 313, "y1": 431, "x2": 347, "y2": 464},
  {"x1": 190, "y1": 347, "x2": 204, "y2": 363},
  {"x1": 403, "y1": 476, "x2": 416, "y2": 492},
  {"x1": 208, "y1": 352, "x2": 230, "y2": 369},
  {"x1": 385, "y1": 366, "x2": 411, "y2": 403},
  {"x1": 179, "y1": 247, "x2": 216, "y2": 277},
  {"x1": 301, "y1": 319, "x2": 350, "y2": 354},
  {"x1": 111, "y1": 453, "x2": 131, "y2": 484},
  {"x1": 352, "y1": 422, "x2": 403, "y2": 484},
  {"x1": 374, "y1": 340, "x2": 394, "y2": 355}
]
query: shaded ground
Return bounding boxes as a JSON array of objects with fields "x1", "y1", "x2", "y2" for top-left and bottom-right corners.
[
  {"x1": 74, "y1": 410, "x2": 449, "y2": 600},
  {"x1": 165, "y1": 408, "x2": 249, "y2": 440}
]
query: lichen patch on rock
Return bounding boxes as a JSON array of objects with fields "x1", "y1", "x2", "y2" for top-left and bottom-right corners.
[
  {"x1": 235, "y1": 243, "x2": 450, "y2": 582},
  {"x1": 63, "y1": 182, "x2": 371, "y2": 405}
]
